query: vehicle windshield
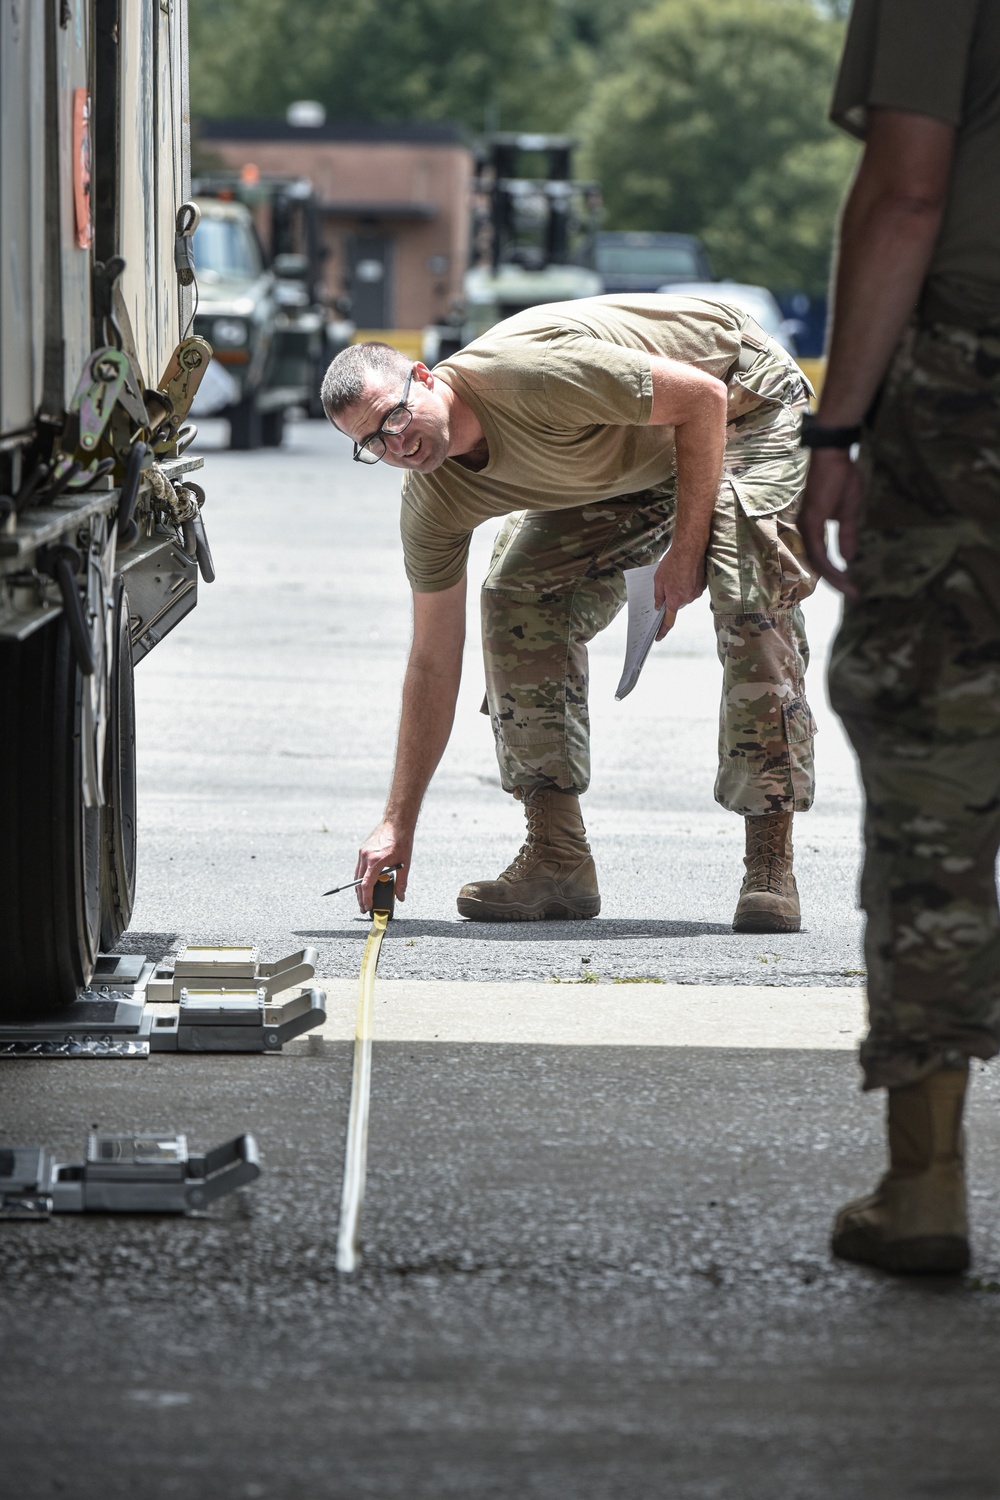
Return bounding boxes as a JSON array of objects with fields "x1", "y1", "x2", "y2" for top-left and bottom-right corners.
[
  {"x1": 596, "y1": 245, "x2": 700, "y2": 277},
  {"x1": 192, "y1": 216, "x2": 262, "y2": 280}
]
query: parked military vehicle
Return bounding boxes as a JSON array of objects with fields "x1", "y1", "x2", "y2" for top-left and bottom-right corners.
[
  {"x1": 190, "y1": 175, "x2": 329, "y2": 445},
  {"x1": 595, "y1": 231, "x2": 714, "y2": 294},
  {"x1": 188, "y1": 198, "x2": 289, "y2": 448},
  {"x1": 424, "y1": 134, "x2": 602, "y2": 363},
  {"x1": 0, "y1": 0, "x2": 213, "y2": 1019}
]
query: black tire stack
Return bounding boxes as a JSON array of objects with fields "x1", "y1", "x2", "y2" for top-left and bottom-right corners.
[
  {"x1": 229, "y1": 396, "x2": 261, "y2": 450},
  {"x1": 99, "y1": 583, "x2": 137, "y2": 951},
  {"x1": 0, "y1": 584, "x2": 137, "y2": 1021}
]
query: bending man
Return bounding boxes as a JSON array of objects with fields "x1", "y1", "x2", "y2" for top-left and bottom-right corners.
[{"x1": 323, "y1": 294, "x2": 816, "y2": 929}]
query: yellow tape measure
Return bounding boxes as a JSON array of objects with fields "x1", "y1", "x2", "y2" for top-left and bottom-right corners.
[{"x1": 335, "y1": 875, "x2": 394, "y2": 1274}]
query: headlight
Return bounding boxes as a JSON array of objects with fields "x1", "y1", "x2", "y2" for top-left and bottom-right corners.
[
  {"x1": 274, "y1": 283, "x2": 309, "y2": 308},
  {"x1": 212, "y1": 318, "x2": 249, "y2": 348}
]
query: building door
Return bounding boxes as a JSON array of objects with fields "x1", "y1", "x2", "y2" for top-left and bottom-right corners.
[{"x1": 347, "y1": 233, "x2": 394, "y2": 328}]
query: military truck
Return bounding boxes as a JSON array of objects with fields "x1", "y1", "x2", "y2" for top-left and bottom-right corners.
[
  {"x1": 188, "y1": 179, "x2": 327, "y2": 447},
  {"x1": 0, "y1": 0, "x2": 212, "y2": 1019},
  {"x1": 594, "y1": 231, "x2": 714, "y2": 294}
]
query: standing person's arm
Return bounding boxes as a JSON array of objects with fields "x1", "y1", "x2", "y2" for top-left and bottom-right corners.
[
  {"x1": 354, "y1": 577, "x2": 467, "y2": 909},
  {"x1": 646, "y1": 356, "x2": 729, "y2": 635},
  {"x1": 798, "y1": 108, "x2": 957, "y2": 593}
]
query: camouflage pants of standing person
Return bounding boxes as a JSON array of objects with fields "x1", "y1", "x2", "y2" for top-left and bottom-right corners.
[
  {"x1": 828, "y1": 315, "x2": 1000, "y2": 1091},
  {"x1": 481, "y1": 347, "x2": 817, "y2": 816}
]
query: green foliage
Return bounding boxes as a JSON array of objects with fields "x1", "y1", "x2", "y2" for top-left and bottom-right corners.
[
  {"x1": 703, "y1": 133, "x2": 858, "y2": 294},
  {"x1": 579, "y1": 0, "x2": 858, "y2": 294},
  {"x1": 190, "y1": 0, "x2": 858, "y2": 293},
  {"x1": 190, "y1": 0, "x2": 591, "y2": 134},
  {"x1": 561, "y1": 0, "x2": 654, "y2": 47}
]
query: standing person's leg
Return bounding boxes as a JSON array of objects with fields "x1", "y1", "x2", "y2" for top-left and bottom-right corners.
[
  {"x1": 458, "y1": 493, "x2": 675, "y2": 920},
  {"x1": 828, "y1": 317, "x2": 1000, "y2": 1272},
  {"x1": 707, "y1": 353, "x2": 817, "y2": 931}
]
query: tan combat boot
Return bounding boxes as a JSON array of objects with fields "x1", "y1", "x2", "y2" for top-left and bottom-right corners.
[
  {"x1": 832, "y1": 1065, "x2": 970, "y2": 1274},
  {"x1": 456, "y1": 786, "x2": 601, "y2": 921},
  {"x1": 732, "y1": 811, "x2": 800, "y2": 933}
]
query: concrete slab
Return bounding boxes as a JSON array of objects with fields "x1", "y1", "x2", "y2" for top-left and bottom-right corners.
[
  {"x1": 313, "y1": 978, "x2": 867, "y2": 1049},
  {"x1": 124, "y1": 418, "x2": 867, "y2": 988}
]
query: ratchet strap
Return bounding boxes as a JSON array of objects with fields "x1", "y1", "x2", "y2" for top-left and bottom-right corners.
[{"x1": 335, "y1": 875, "x2": 394, "y2": 1273}]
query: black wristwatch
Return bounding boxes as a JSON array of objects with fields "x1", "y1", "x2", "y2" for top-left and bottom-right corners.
[{"x1": 799, "y1": 412, "x2": 862, "y2": 449}]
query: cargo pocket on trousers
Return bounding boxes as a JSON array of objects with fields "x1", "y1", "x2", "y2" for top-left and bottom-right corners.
[
  {"x1": 782, "y1": 694, "x2": 816, "y2": 747},
  {"x1": 734, "y1": 509, "x2": 782, "y2": 615},
  {"x1": 729, "y1": 459, "x2": 806, "y2": 615}
]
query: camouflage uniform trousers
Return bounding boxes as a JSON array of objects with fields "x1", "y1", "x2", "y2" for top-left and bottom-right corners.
[
  {"x1": 481, "y1": 346, "x2": 818, "y2": 816},
  {"x1": 828, "y1": 314, "x2": 1000, "y2": 1090}
]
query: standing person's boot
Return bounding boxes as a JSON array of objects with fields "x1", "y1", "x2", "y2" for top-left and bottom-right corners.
[
  {"x1": 732, "y1": 810, "x2": 800, "y2": 933},
  {"x1": 457, "y1": 786, "x2": 601, "y2": 921},
  {"x1": 832, "y1": 1065, "x2": 970, "y2": 1274}
]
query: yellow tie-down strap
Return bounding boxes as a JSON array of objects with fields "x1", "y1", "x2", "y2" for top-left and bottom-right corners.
[{"x1": 335, "y1": 905, "x2": 390, "y2": 1274}]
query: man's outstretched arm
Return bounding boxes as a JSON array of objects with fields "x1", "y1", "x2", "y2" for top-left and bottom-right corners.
[
  {"x1": 799, "y1": 107, "x2": 956, "y2": 593},
  {"x1": 355, "y1": 577, "x2": 467, "y2": 910}
]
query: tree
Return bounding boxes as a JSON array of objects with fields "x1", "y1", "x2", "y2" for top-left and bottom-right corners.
[
  {"x1": 190, "y1": 0, "x2": 857, "y2": 294},
  {"x1": 190, "y1": 0, "x2": 592, "y2": 135},
  {"x1": 578, "y1": 0, "x2": 858, "y2": 294}
]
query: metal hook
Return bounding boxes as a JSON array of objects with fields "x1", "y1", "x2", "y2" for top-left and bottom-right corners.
[
  {"x1": 176, "y1": 202, "x2": 201, "y2": 237},
  {"x1": 175, "y1": 203, "x2": 201, "y2": 288}
]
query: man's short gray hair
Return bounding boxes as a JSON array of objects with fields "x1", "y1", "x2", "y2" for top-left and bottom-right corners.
[{"x1": 321, "y1": 342, "x2": 412, "y2": 420}]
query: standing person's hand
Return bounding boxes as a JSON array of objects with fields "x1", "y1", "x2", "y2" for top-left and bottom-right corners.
[
  {"x1": 355, "y1": 820, "x2": 413, "y2": 912},
  {"x1": 799, "y1": 451, "x2": 863, "y2": 599}
]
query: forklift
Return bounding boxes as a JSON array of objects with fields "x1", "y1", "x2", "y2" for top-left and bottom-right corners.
[{"x1": 424, "y1": 132, "x2": 603, "y2": 364}]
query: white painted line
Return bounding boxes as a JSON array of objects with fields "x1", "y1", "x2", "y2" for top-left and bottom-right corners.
[{"x1": 311, "y1": 981, "x2": 867, "y2": 1051}]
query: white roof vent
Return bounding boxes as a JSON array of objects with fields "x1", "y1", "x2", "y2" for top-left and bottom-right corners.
[{"x1": 286, "y1": 100, "x2": 326, "y2": 128}]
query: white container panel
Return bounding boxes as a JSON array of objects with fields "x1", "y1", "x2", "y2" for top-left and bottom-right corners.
[
  {"x1": 0, "y1": 5, "x2": 46, "y2": 435},
  {"x1": 56, "y1": 2, "x2": 93, "y2": 408}
]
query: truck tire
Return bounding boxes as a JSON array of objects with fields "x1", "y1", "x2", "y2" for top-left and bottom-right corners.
[
  {"x1": 99, "y1": 584, "x2": 137, "y2": 950},
  {"x1": 229, "y1": 395, "x2": 262, "y2": 450},
  {"x1": 0, "y1": 615, "x2": 103, "y2": 1019},
  {"x1": 261, "y1": 408, "x2": 285, "y2": 447}
]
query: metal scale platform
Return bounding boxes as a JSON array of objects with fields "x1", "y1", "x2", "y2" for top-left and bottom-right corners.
[
  {"x1": 0, "y1": 946, "x2": 326, "y2": 1059},
  {"x1": 0, "y1": 1130, "x2": 261, "y2": 1217}
]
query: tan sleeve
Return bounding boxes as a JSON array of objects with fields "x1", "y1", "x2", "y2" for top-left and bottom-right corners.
[
  {"x1": 400, "y1": 479, "x2": 474, "y2": 594},
  {"x1": 541, "y1": 336, "x2": 653, "y2": 429},
  {"x1": 832, "y1": 0, "x2": 979, "y2": 138}
]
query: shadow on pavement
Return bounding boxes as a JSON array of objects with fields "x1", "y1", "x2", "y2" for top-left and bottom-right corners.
[
  {"x1": 295, "y1": 918, "x2": 734, "y2": 941},
  {"x1": 111, "y1": 930, "x2": 182, "y2": 962}
]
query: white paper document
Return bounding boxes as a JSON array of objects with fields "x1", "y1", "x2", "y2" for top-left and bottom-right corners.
[{"x1": 615, "y1": 564, "x2": 671, "y2": 701}]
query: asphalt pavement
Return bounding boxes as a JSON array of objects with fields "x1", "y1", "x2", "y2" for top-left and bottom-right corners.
[{"x1": 4, "y1": 417, "x2": 1000, "y2": 1500}]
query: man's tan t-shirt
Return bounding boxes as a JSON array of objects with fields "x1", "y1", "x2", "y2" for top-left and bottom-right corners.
[
  {"x1": 401, "y1": 294, "x2": 767, "y2": 593},
  {"x1": 831, "y1": 0, "x2": 1000, "y2": 319}
]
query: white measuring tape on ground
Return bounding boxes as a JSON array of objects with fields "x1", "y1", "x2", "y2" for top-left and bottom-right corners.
[{"x1": 335, "y1": 886, "x2": 392, "y2": 1274}]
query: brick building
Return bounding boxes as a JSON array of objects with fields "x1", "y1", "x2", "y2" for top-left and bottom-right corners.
[{"x1": 197, "y1": 118, "x2": 473, "y2": 336}]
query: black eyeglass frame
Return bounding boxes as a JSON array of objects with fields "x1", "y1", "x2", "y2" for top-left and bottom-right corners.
[{"x1": 352, "y1": 369, "x2": 414, "y2": 464}]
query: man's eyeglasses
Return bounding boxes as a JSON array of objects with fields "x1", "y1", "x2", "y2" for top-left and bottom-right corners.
[{"x1": 353, "y1": 370, "x2": 413, "y2": 464}]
